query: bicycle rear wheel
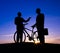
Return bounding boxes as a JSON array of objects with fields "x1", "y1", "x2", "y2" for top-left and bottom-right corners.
[
  {"x1": 14, "y1": 31, "x2": 17, "y2": 43},
  {"x1": 14, "y1": 31, "x2": 26, "y2": 43}
]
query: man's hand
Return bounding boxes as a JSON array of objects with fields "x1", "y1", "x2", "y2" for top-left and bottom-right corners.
[
  {"x1": 31, "y1": 25, "x2": 35, "y2": 29},
  {"x1": 28, "y1": 17, "x2": 31, "y2": 21},
  {"x1": 31, "y1": 23, "x2": 36, "y2": 29},
  {"x1": 26, "y1": 17, "x2": 31, "y2": 22}
]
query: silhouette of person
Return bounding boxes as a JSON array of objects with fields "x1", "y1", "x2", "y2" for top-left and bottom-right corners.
[
  {"x1": 15, "y1": 12, "x2": 31, "y2": 43},
  {"x1": 32, "y1": 8, "x2": 45, "y2": 44}
]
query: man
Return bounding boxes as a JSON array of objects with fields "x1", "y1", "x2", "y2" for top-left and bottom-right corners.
[
  {"x1": 15, "y1": 12, "x2": 31, "y2": 43},
  {"x1": 32, "y1": 8, "x2": 45, "y2": 44}
]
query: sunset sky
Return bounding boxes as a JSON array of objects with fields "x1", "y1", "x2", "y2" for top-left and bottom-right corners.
[{"x1": 0, "y1": 0, "x2": 60, "y2": 44}]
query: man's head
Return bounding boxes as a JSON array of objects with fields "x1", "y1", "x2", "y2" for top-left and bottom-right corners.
[
  {"x1": 36, "y1": 8, "x2": 41, "y2": 14},
  {"x1": 17, "y1": 12, "x2": 21, "y2": 17}
]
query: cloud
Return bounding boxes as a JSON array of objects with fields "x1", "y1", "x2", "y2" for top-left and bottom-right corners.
[
  {"x1": 0, "y1": 34, "x2": 14, "y2": 44},
  {"x1": 52, "y1": 39, "x2": 60, "y2": 44},
  {"x1": 45, "y1": 37, "x2": 60, "y2": 44}
]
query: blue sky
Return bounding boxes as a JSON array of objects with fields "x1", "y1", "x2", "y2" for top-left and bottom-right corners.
[{"x1": 0, "y1": 0, "x2": 60, "y2": 44}]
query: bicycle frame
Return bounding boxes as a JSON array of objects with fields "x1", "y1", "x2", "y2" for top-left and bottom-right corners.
[{"x1": 14, "y1": 23, "x2": 38, "y2": 43}]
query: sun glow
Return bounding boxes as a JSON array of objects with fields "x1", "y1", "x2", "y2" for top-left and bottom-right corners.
[{"x1": 34, "y1": 38, "x2": 40, "y2": 44}]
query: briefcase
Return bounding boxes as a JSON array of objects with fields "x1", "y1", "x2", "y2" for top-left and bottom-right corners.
[{"x1": 44, "y1": 28, "x2": 48, "y2": 35}]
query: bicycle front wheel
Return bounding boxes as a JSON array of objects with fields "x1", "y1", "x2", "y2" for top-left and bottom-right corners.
[{"x1": 33, "y1": 31, "x2": 38, "y2": 40}]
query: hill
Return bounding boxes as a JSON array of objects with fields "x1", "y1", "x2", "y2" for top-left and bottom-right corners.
[{"x1": 0, "y1": 42, "x2": 60, "y2": 52}]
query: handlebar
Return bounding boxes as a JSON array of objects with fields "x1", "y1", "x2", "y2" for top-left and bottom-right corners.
[{"x1": 23, "y1": 23, "x2": 28, "y2": 26}]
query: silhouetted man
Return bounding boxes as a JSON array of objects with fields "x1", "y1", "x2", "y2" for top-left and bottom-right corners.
[
  {"x1": 15, "y1": 12, "x2": 31, "y2": 43},
  {"x1": 32, "y1": 8, "x2": 45, "y2": 44}
]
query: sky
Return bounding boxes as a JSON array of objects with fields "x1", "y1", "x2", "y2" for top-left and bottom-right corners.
[{"x1": 0, "y1": 0, "x2": 60, "y2": 44}]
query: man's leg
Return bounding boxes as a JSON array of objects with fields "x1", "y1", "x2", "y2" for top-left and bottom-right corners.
[
  {"x1": 20, "y1": 31, "x2": 23, "y2": 43},
  {"x1": 40, "y1": 35, "x2": 45, "y2": 44},
  {"x1": 20, "y1": 35, "x2": 22, "y2": 43},
  {"x1": 17, "y1": 32, "x2": 19, "y2": 43},
  {"x1": 38, "y1": 30, "x2": 45, "y2": 44}
]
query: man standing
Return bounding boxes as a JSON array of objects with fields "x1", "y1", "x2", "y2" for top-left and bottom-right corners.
[
  {"x1": 15, "y1": 12, "x2": 31, "y2": 43},
  {"x1": 32, "y1": 8, "x2": 45, "y2": 44}
]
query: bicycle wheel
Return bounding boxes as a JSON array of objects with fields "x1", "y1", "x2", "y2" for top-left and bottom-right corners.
[
  {"x1": 33, "y1": 31, "x2": 38, "y2": 40},
  {"x1": 14, "y1": 31, "x2": 26, "y2": 43},
  {"x1": 14, "y1": 31, "x2": 17, "y2": 43}
]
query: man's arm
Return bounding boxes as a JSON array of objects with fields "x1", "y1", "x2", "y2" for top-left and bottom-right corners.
[{"x1": 24, "y1": 17, "x2": 31, "y2": 22}]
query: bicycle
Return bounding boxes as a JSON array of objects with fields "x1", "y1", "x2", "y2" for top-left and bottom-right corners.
[{"x1": 14, "y1": 23, "x2": 38, "y2": 43}]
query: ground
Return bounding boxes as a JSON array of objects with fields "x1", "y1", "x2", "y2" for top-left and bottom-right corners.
[{"x1": 0, "y1": 42, "x2": 60, "y2": 52}]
